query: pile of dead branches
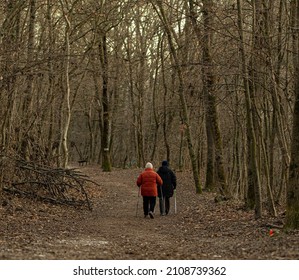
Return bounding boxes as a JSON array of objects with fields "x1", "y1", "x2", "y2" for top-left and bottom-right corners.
[{"x1": 0, "y1": 155, "x2": 94, "y2": 210}]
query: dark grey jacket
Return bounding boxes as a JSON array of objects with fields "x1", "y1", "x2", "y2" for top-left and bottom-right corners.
[{"x1": 157, "y1": 166, "x2": 177, "y2": 198}]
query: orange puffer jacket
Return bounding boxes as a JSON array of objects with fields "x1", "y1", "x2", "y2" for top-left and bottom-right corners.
[{"x1": 137, "y1": 168, "x2": 163, "y2": 197}]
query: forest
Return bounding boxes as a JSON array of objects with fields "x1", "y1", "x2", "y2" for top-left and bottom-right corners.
[{"x1": 0, "y1": 0, "x2": 299, "y2": 241}]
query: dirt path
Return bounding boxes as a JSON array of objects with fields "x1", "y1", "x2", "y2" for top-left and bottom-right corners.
[{"x1": 1, "y1": 165, "x2": 299, "y2": 259}]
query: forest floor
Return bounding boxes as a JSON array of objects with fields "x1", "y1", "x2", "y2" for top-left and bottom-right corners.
[{"x1": 0, "y1": 164, "x2": 298, "y2": 260}]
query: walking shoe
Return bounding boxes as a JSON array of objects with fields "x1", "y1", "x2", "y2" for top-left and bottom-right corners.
[
  {"x1": 144, "y1": 214, "x2": 148, "y2": 218},
  {"x1": 149, "y1": 211, "x2": 154, "y2": 219}
]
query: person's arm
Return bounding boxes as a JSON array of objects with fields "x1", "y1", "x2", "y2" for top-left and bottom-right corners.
[
  {"x1": 137, "y1": 174, "x2": 143, "y2": 187},
  {"x1": 156, "y1": 173, "x2": 163, "y2": 187}
]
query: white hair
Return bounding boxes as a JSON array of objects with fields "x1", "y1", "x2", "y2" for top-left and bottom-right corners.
[{"x1": 145, "y1": 162, "x2": 153, "y2": 169}]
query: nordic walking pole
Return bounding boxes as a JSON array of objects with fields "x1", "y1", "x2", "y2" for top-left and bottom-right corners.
[
  {"x1": 174, "y1": 189, "x2": 177, "y2": 214},
  {"x1": 135, "y1": 187, "x2": 141, "y2": 217}
]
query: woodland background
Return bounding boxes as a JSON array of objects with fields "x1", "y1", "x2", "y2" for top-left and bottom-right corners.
[{"x1": 1, "y1": 0, "x2": 299, "y2": 228}]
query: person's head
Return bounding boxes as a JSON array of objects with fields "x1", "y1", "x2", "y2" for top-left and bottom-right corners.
[
  {"x1": 145, "y1": 162, "x2": 153, "y2": 169},
  {"x1": 162, "y1": 160, "x2": 168, "y2": 167}
]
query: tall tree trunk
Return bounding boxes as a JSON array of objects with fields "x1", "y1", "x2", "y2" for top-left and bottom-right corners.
[
  {"x1": 99, "y1": 34, "x2": 112, "y2": 172},
  {"x1": 188, "y1": 0, "x2": 228, "y2": 195},
  {"x1": 45, "y1": 0, "x2": 55, "y2": 160},
  {"x1": 152, "y1": 0, "x2": 202, "y2": 193},
  {"x1": 201, "y1": 0, "x2": 229, "y2": 196},
  {"x1": 124, "y1": 29, "x2": 140, "y2": 167},
  {"x1": 20, "y1": 0, "x2": 36, "y2": 160},
  {"x1": 91, "y1": 63, "x2": 103, "y2": 165},
  {"x1": 270, "y1": 0, "x2": 289, "y2": 204},
  {"x1": 237, "y1": 0, "x2": 262, "y2": 218},
  {"x1": 1, "y1": 1, "x2": 21, "y2": 151},
  {"x1": 160, "y1": 37, "x2": 171, "y2": 162},
  {"x1": 150, "y1": 38, "x2": 161, "y2": 162},
  {"x1": 286, "y1": 0, "x2": 299, "y2": 229},
  {"x1": 59, "y1": 0, "x2": 71, "y2": 168},
  {"x1": 135, "y1": 8, "x2": 146, "y2": 167}
]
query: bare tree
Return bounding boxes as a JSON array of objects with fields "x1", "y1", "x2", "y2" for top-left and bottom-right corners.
[
  {"x1": 188, "y1": 0, "x2": 229, "y2": 197},
  {"x1": 98, "y1": 33, "x2": 112, "y2": 171},
  {"x1": 0, "y1": 1, "x2": 22, "y2": 151},
  {"x1": 58, "y1": 0, "x2": 72, "y2": 168},
  {"x1": 150, "y1": 0, "x2": 202, "y2": 193},
  {"x1": 286, "y1": 0, "x2": 299, "y2": 229}
]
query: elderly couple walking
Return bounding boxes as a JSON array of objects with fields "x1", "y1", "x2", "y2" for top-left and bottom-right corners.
[{"x1": 136, "y1": 161, "x2": 177, "y2": 219}]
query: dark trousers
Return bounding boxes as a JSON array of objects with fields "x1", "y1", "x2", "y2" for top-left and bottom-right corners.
[
  {"x1": 143, "y1": 196, "x2": 156, "y2": 215},
  {"x1": 159, "y1": 196, "x2": 170, "y2": 215}
]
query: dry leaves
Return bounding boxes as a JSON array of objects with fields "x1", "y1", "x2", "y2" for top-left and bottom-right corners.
[{"x1": 0, "y1": 165, "x2": 298, "y2": 259}]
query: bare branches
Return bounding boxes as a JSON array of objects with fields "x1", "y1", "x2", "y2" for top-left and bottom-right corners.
[{"x1": 1, "y1": 155, "x2": 95, "y2": 211}]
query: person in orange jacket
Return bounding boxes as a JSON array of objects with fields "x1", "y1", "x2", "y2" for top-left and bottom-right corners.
[{"x1": 136, "y1": 162, "x2": 163, "y2": 219}]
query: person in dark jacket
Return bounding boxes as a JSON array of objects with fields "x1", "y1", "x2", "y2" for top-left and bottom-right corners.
[
  {"x1": 157, "y1": 160, "x2": 177, "y2": 215},
  {"x1": 137, "y1": 162, "x2": 163, "y2": 219}
]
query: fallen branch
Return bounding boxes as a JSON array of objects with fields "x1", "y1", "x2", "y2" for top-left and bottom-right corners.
[
  {"x1": 3, "y1": 186, "x2": 88, "y2": 208},
  {"x1": 1, "y1": 155, "x2": 95, "y2": 211}
]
